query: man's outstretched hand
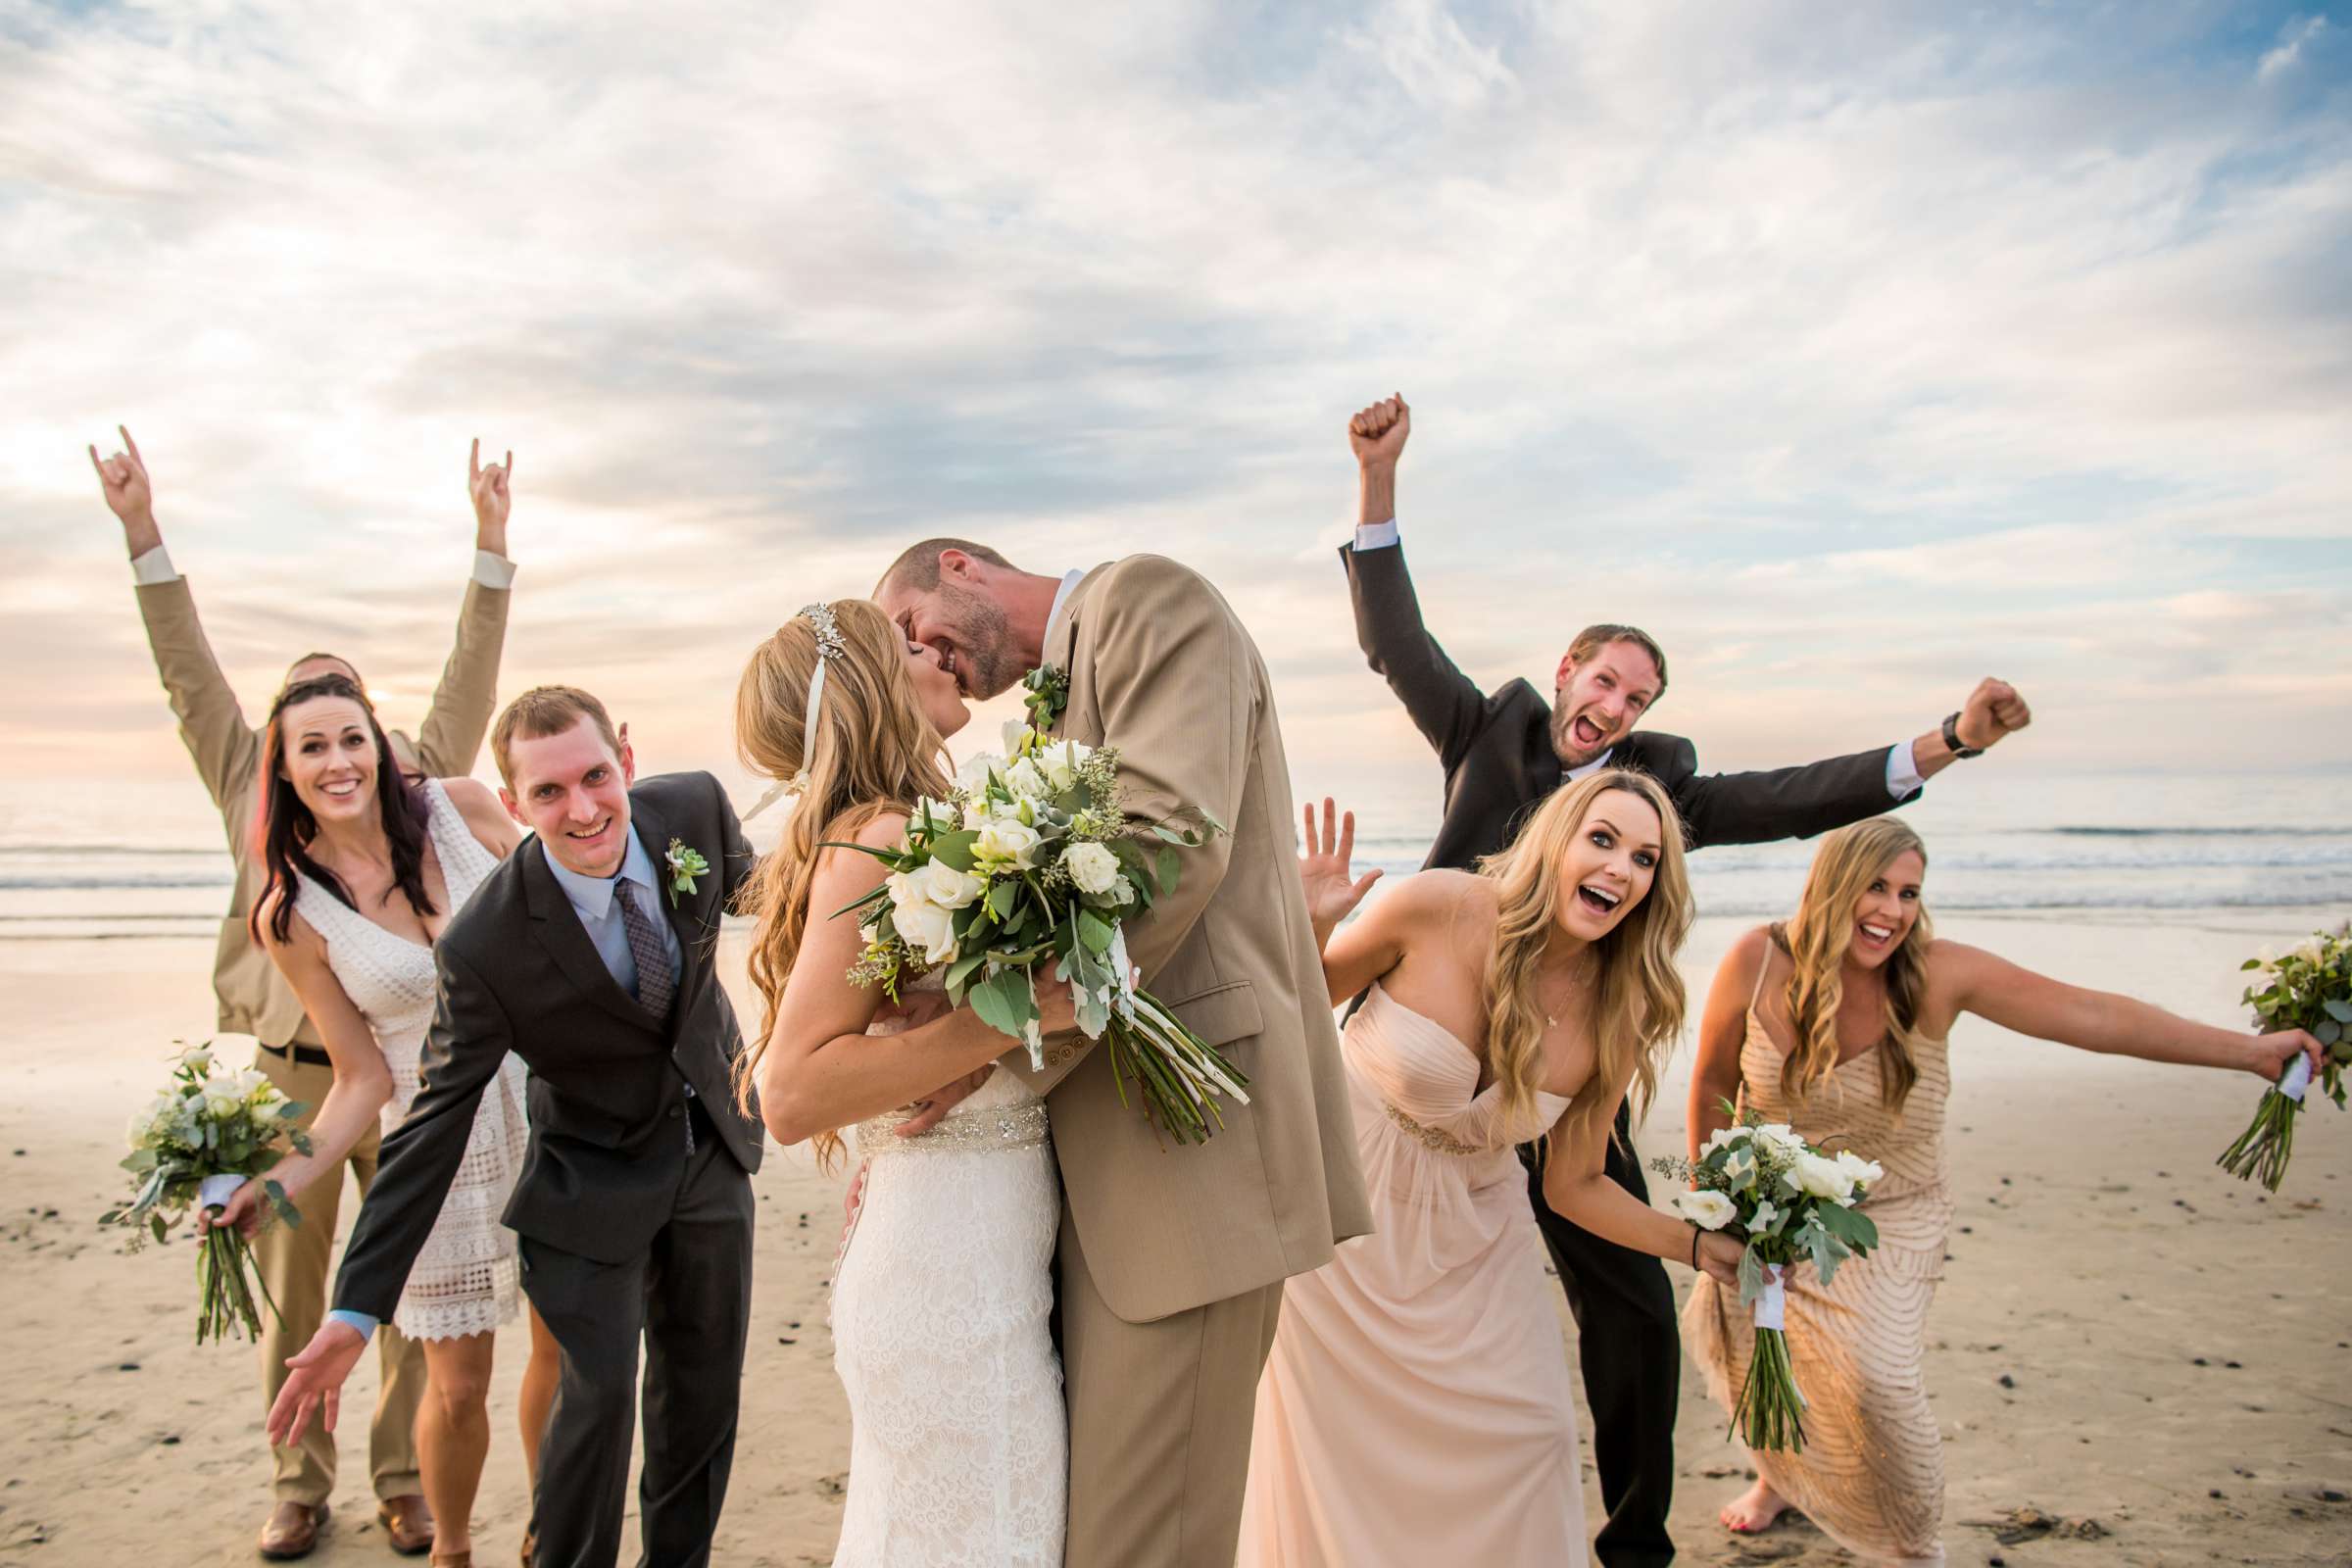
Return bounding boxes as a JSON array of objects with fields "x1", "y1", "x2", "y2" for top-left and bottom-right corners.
[
  {"x1": 1954, "y1": 677, "x2": 2032, "y2": 752},
  {"x1": 266, "y1": 1319, "x2": 368, "y2": 1448},
  {"x1": 468, "y1": 437, "x2": 514, "y2": 555}
]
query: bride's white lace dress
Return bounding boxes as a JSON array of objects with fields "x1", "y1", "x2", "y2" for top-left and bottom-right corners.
[
  {"x1": 829, "y1": 974, "x2": 1066, "y2": 1566},
  {"x1": 294, "y1": 777, "x2": 528, "y2": 1342}
]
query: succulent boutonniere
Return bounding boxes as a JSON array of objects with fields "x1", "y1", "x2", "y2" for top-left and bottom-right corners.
[
  {"x1": 1022, "y1": 663, "x2": 1068, "y2": 735},
  {"x1": 664, "y1": 839, "x2": 710, "y2": 907}
]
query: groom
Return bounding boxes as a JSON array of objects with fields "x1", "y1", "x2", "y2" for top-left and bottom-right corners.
[
  {"x1": 268, "y1": 686, "x2": 762, "y2": 1568},
  {"x1": 879, "y1": 542, "x2": 1373, "y2": 1568}
]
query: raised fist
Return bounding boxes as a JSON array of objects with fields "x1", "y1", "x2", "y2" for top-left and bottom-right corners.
[
  {"x1": 1954, "y1": 678, "x2": 2032, "y2": 752},
  {"x1": 1348, "y1": 394, "x2": 1410, "y2": 468}
]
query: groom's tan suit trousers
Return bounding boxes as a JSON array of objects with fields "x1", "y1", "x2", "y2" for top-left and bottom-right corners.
[
  {"x1": 1005, "y1": 556, "x2": 1374, "y2": 1568},
  {"x1": 132, "y1": 566, "x2": 509, "y2": 1505}
]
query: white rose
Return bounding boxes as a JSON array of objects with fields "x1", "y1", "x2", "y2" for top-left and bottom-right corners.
[
  {"x1": 1038, "y1": 740, "x2": 1092, "y2": 792},
  {"x1": 201, "y1": 1082, "x2": 245, "y2": 1121},
  {"x1": 1788, "y1": 1152, "x2": 1856, "y2": 1202},
  {"x1": 1832, "y1": 1150, "x2": 1885, "y2": 1188},
  {"x1": 1004, "y1": 759, "x2": 1051, "y2": 799},
  {"x1": 974, "y1": 818, "x2": 1042, "y2": 869},
  {"x1": 1670, "y1": 1189, "x2": 1739, "y2": 1231},
  {"x1": 909, "y1": 858, "x2": 984, "y2": 910},
  {"x1": 1061, "y1": 842, "x2": 1122, "y2": 896},
  {"x1": 1699, "y1": 1125, "x2": 1744, "y2": 1158},
  {"x1": 956, "y1": 752, "x2": 1004, "y2": 793},
  {"x1": 892, "y1": 900, "x2": 959, "y2": 964}
]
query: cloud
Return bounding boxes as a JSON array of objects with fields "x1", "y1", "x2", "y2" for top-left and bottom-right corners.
[{"x1": 3, "y1": 0, "x2": 2348, "y2": 819}]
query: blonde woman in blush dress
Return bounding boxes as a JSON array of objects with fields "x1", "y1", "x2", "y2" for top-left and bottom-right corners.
[
  {"x1": 1237, "y1": 770, "x2": 1747, "y2": 1568},
  {"x1": 1683, "y1": 816, "x2": 2326, "y2": 1566}
]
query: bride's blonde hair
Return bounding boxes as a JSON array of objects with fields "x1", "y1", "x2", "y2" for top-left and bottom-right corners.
[
  {"x1": 1476, "y1": 769, "x2": 1694, "y2": 1152},
  {"x1": 730, "y1": 599, "x2": 954, "y2": 1166}
]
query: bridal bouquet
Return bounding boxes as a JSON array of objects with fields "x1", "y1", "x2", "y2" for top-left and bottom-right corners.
[
  {"x1": 2217, "y1": 924, "x2": 2350, "y2": 1192},
  {"x1": 100, "y1": 1044, "x2": 312, "y2": 1344},
  {"x1": 1654, "y1": 1107, "x2": 1882, "y2": 1452},
  {"x1": 832, "y1": 710, "x2": 1250, "y2": 1144}
]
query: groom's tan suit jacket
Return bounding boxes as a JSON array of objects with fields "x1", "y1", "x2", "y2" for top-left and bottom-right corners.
[
  {"x1": 135, "y1": 571, "x2": 511, "y2": 1048},
  {"x1": 1008, "y1": 555, "x2": 1372, "y2": 1323}
]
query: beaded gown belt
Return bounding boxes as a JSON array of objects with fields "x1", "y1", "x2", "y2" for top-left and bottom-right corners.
[
  {"x1": 856, "y1": 1099, "x2": 1051, "y2": 1157},
  {"x1": 1383, "y1": 1101, "x2": 1482, "y2": 1157}
]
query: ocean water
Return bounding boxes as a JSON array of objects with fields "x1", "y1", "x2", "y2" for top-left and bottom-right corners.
[{"x1": 0, "y1": 769, "x2": 2345, "y2": 943}]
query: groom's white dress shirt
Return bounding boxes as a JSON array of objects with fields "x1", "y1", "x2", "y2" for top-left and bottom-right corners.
[{"x1": 1351, "y1": 517, "x2": 1928, "y2": 800}]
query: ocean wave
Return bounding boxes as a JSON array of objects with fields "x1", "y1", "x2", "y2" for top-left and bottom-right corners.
[
  {"x1": 2032, "y1": 825, "x2": 2352, "y2": 839},
  {"x1": 0, "y1": 873, "x2": 232, "y2": 891}
]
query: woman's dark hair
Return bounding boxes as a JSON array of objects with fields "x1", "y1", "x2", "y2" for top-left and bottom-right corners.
[{"x1": 249, "y1": 672, "x2": 436, "y2": 946}]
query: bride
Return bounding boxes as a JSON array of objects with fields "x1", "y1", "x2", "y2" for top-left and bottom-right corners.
[{"x1": 730, "y1": 600, "x2": 1075, "y2": 1566}]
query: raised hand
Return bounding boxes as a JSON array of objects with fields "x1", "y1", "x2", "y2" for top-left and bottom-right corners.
[
  {"x1": 1349, "y1": 394, "x2": 1410, "y2": 468},
  {"x1": 87, "y1": 425, "x2": 162, "y2": 555},
  {"x1": 1298, "y1": 797, "x2": 1383, "y2": 937},
  {"x1": 266, "y1": 1319, "x2": 368, "y2": 1447},
  {"x1": 1954, "y1": 677, "x2": 2033, "y2": 751},
  {"x1": 467, "y1": 437, "x2": 514, "y2": 551}
]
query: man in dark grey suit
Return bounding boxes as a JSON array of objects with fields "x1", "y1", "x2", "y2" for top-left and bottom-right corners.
[
  {"x1": 1340, "y1": 395, "x2": 2031, "y2": 1568},
  {"x1": 268, "y1": 687, "x2": 762, "y2": 1568}
]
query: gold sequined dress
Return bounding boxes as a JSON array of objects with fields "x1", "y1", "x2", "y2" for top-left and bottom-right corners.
[
  {"x1": 1239, "y1": 983, "x2": 1585, "y2": 1566},
  {"x1": 1683, "y1": 971, "x2": 1955, "y2": 1566}
]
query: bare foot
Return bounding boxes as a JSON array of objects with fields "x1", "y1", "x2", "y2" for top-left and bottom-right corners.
[{"x1": 1721, "y1": 1476, "x2": 1791, "y2": 1534}]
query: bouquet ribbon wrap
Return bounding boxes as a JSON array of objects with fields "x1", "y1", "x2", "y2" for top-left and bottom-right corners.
[
  {"x1": 1752, "y1": 1261, "x2": 1788, "y2": 1332},
  {"x1": 198, "y1": 1173, "x2": 245, "y2": 1210},
  {"x1": 2278, "y1": 1054, "x2": 2313, "y2": 1104}
]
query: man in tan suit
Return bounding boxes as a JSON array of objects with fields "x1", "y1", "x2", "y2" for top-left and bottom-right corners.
[
  {"x1": 878, "y1": 542, "x2": 1371, "y2": 1568},
  {"x1": 90, "y1": 429, "x2": 516, "y2": 1561}
]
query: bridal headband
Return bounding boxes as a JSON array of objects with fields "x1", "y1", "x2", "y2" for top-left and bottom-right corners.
[{"x1": 744, "y1": 602, "x2": 847, "y2": 822}]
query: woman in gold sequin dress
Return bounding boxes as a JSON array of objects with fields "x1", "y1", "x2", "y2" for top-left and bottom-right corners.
[
  {"x1": 1685, "y1": 816, "x2": 2325, "y2": 1565},
  {"x1": 1240, "y1": 770, "x2": 1746, "y2": 1568}
]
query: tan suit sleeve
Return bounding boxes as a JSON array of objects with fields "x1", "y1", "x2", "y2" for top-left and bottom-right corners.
[
  {"x1": 412, "y1": 575, "x2": 510, "y2": 778},
  {"x1": 1010, "y1": 558, "x2": 1252, "y2": 1096},
  {"x1": 134, "y1": 576, "x2": 263, "y2": 811}
]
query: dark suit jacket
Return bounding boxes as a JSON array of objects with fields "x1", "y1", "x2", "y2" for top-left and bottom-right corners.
[
  {"x1": 335, "y1": 772, "x2": 761, "y2": 1313},
  {"x1": 1342, "y1": 541, "x2": 1915, "y2": 870}
]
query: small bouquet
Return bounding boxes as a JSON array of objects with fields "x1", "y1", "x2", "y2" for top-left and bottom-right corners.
[
  {"x1": 832, "y1": 706, "x2": 1250, "y2": 1144},
  {"x1": 1654, "y1": 1106, "x2": 1882, "y2": 1452},
  {"x1": 2217, "y1": 924, "x2": 2350, "y2": 1192},
  {"x1": 100, "y1": 1043, "x2": 312, "y2": 1344}
]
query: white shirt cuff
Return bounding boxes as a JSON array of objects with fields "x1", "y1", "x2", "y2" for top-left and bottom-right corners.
[
  {"x1": 1886, "y1": 742, "x2": 1925, "y2": 799},
  {"x1": 472, "y1": 550, "x2": 516, "y2": 590},
  {"x1": 129, "y1": 544, "x2": 179, "y2": 586},
  {"x1": 1353, "y1": 517, "x2": 1400, "y2": 551}
]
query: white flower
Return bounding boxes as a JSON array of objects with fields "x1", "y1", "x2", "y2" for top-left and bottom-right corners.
[
  {"x1": 1062, "y1": 842, "x2": 1121, "y2": 896},
  {"x1": 903, "y1": 859, "x2": 983, "y2": 910},
  {"x1": 1700, "y1": 1125, "x2": 1745, "y2": 1157},
  {"x1": 201, "y1": 1080, "x2": 246, "y2": 1120},
  {"x1": 892, "y1": 900, "x2": 959, "y2": 964},
  {"x1": 1670, "y1": 1189, "x2": 1739, "y2": 1231},
  {"x1": 1038, "y1": 740, "x2": 1094, "y2": 792},
  {"x1": 1788, "y1": 1152, "x2": 1857, "y2": 1202},
  {"x1": 177, "y1": 1046, "x2": 214, "y2": 1074},
  {"x1": 1004, "y1": 759, "x2": 1051, "y2": 799},
  {"x1": 1752, "y1": 1123, "x2": 1809, "y2": 1160},
  {"x1": 956, "y1": 752, "x2": 1005, "y2": 793},
  {"x1": 973, "y1": 818, "x2": 1042, "y2": 869},
  {"x1": 1832, "y1": 1150, "x2": 1885, "y2": 1189},
  {"x1": 913, "y1": 796, "x2": 960, "y2": 833},
  {"x1": 2293, "y1": 938, "x2": 2326, "y2": 966},
  {"x1": 1002, "y1": 717, "x2": 1033, "y2": 757}
]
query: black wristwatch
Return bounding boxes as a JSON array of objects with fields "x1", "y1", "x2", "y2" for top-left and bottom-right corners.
[{"x1": 1941, "y1": 711, "x2": 1982, "y2": 759}]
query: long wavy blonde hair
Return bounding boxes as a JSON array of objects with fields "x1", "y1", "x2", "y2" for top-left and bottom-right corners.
[
  {"x1": 1477, "y1": 768, "x2": 1694, "y2": 1152},
  {"x1": 730, "y1": 599, "x2": 955, "y2": 1166},
  {"x1": 1774, "y1": 815, "x2": 1935, "y2": 1114}
]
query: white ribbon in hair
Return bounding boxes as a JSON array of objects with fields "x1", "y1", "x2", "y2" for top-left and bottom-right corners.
[{"x1": 744, "y1": 602, "x2": 846, "y2": 823}]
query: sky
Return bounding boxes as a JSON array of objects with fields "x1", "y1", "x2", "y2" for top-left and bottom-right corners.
[{"x1": 4, "y1": 0, "x2": 2348, "y2": 833}]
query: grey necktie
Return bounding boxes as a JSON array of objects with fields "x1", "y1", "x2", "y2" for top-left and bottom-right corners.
[{"x1": 612, "y1": 879, "x2": 677, "y2": 1018}]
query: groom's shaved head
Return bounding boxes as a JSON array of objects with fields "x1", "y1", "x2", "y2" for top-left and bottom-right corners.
[{"x1": 874, "y1": 538, "x2": 1017, "y2": 597}]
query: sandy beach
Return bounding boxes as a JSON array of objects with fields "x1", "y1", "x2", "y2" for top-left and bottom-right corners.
[{"x1": 3, "y1": 907, "x2": 2347, "y2": 1568}]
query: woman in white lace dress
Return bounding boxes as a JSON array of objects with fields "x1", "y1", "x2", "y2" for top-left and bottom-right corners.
[
  {"x1": 211, "y1": 673, "x2": 556, "y2": 1568},
  {"x1": 732, "y1": 601, "x2": 1075, "y2": 1566}
]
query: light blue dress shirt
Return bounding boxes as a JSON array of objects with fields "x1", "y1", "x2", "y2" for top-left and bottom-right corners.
[{"x1": 329, "y1": 826, "x2": 685, "y2": 1346}]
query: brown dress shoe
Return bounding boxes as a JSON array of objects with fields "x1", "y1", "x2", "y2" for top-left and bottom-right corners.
[
  {"x1": 258, "y1": 1501, "x2": 328, "y2": 1560},
  {"x1": 378, "y1": 1494, "x2": 436, "y2": 1555}
]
